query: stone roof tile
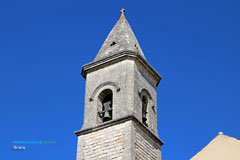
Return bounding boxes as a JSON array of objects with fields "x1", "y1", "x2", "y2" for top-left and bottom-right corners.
[{"x1": 94, "y1": 9, "x2": 146, "y2": 61}]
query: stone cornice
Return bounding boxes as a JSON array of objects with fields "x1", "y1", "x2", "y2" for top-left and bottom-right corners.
[
  {"x1": 81, "y1": 51, "x2": 162, "y2": 86},
  {"x1": 74, "y1": 115, "x2": 164, "y2": 146}
]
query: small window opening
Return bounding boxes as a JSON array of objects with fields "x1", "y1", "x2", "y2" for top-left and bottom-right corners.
[
  {"x1": 135, "y1": 44, "x2": 138, "y2": 50},
  {"x1": 110, "y1": 41, "x2": 116, "y2": 46},
  {"x1": 98, "y1": 89, "x2": 113, "y2": 122},
  {"x1": 142, "y1": 96, "x2": 148, "y2": 126}
]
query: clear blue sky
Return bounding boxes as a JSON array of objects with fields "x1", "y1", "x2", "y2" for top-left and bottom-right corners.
[{"x1": 0, "y1": 0, "x2": 239, "y2": 159}]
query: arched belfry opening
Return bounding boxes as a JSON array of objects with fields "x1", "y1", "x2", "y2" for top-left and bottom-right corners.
[
  {"x1": 142, "y1": 96, "x2": 148, "y2": 126},
  {"x1": 139, "y1": 88, "x2": 153, "y2": 127},
  {"x1": 98, "y1": 89, "x2": 113, "y2": 122}
]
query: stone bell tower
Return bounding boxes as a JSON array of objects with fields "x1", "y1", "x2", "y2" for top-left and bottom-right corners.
[{"x1": 75, "y1": 9, "x2": 164, "y2": 160}]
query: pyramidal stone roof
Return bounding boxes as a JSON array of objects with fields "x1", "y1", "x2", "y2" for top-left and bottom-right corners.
[{"x1": 94, "y1": 9, "x2": 146, "y2": 61}]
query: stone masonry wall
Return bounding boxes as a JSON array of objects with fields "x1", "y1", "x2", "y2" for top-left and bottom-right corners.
[
  {"x1": 134, "y1": 123, "x2": 161, "y2": 160},
  {"x1": 76, "y1": 121, "x2": 132, "y2": 160}
]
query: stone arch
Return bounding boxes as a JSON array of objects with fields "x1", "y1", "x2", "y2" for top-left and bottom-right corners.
[
  {"x1": 138, "y1": 88, "x2": 152, "y2": 100},
  {"x1": 89, "y1": 81, "x2": 120, "y2": 102}
]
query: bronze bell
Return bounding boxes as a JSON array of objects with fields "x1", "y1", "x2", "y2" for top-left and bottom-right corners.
[
  {"x1": 103, "y1": 111, "x2": 112, "y2": 122},
  {"x1": 102, "y1": 101, "x2": 112, "y2": 122},
  {"x1": 142, "y1": 114, "x2": 147, "y2": 121}
]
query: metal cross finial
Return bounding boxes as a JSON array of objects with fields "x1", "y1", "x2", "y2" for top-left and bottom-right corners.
[{"x1": 120, "y1": 8, "x2": 125, "y2": 15}]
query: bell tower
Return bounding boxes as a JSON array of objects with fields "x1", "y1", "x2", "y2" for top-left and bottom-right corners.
[{"x1": 75, "y1": 9, "x2": 164, "y2": 160}]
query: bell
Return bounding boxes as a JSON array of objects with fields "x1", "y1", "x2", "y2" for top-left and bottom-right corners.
[
  {"x1": 102, "y1": 111, "x2": 112, "y2": 122},
  {"x1": 143, "y1": 114, "x2": 146, "y2": 118},
  {"x1": 142, "y1": 111, "x2": 147, "y2": 125},
  {"x1": 143, "y1": 114, "x2": 147, "y2": 120}
]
